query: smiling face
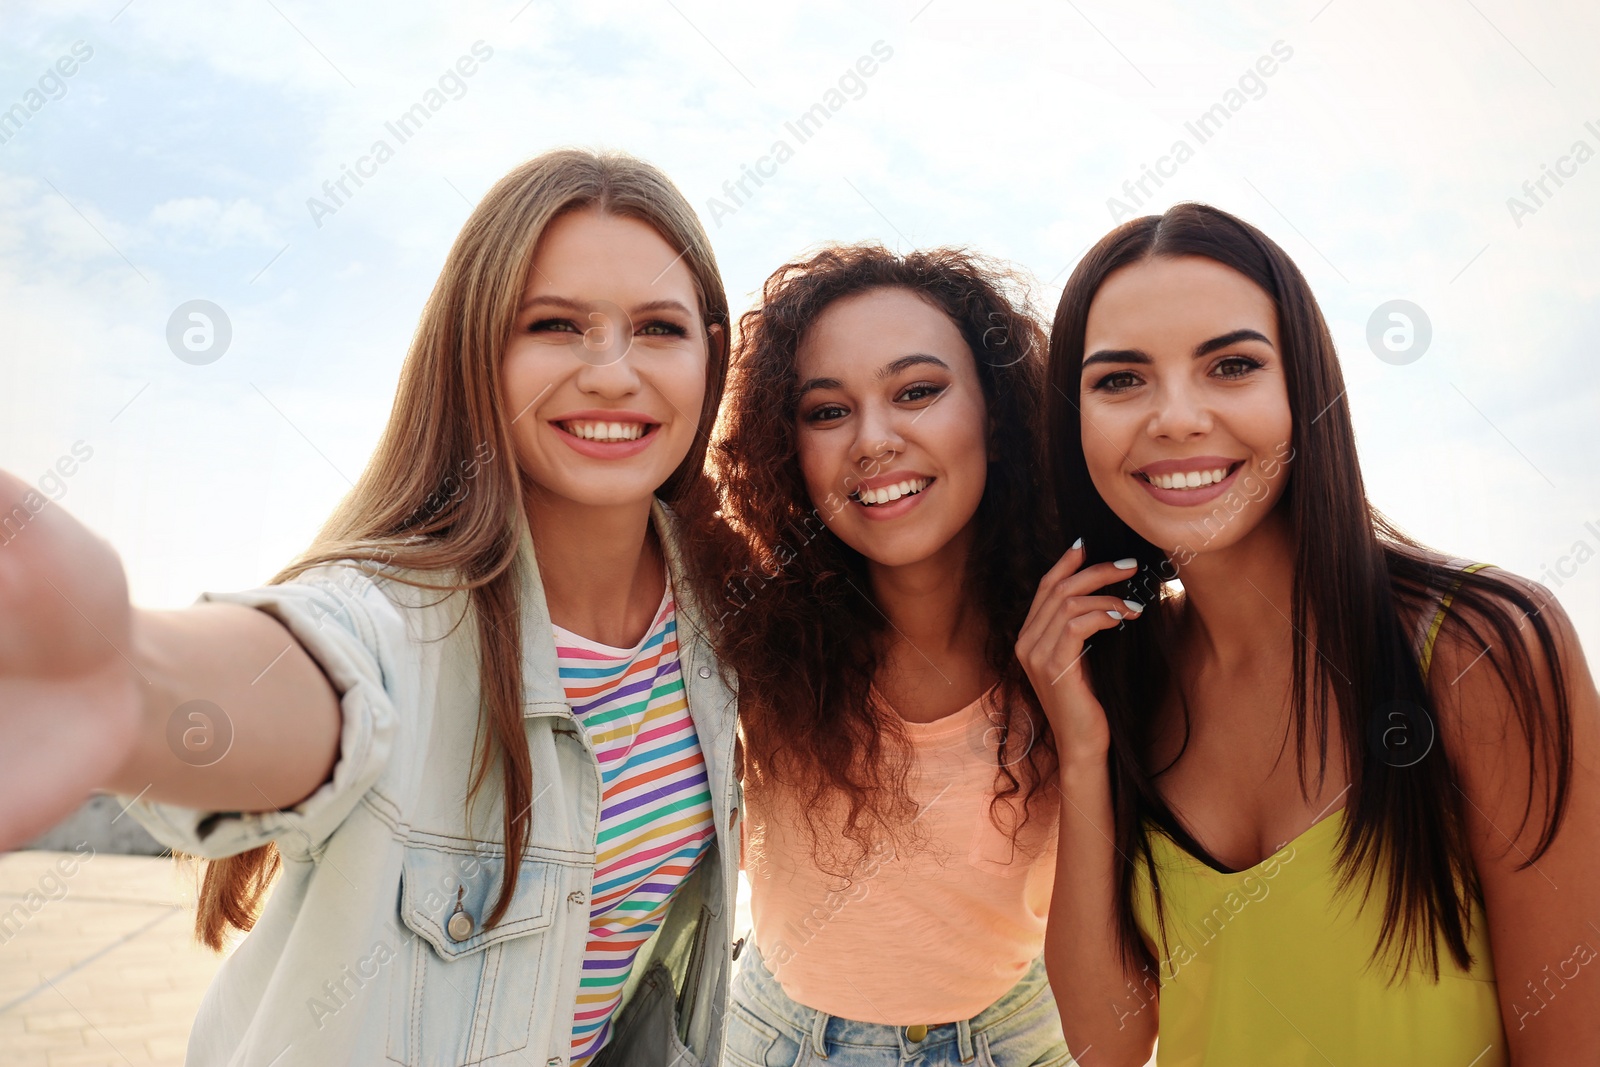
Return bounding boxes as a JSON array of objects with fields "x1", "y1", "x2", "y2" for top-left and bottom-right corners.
[
  {"x1": 1078, "y1": 254, "x2": 1294, "y2": 561},
  {"x1": 499, "y1": 208, "x2": 712, "y2": 511},
  {"x1": 794, "y1": 286, "x2": 990, "y2": 570}
]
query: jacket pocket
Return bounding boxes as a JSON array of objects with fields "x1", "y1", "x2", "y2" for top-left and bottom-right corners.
[{"x1": 386, "y1": 838, "x2": 564, "y2": 1066}]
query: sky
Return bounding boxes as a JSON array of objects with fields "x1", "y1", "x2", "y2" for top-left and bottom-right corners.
[{"x1": 1, "y1": 0, "x2": 1597, "y2": 652}]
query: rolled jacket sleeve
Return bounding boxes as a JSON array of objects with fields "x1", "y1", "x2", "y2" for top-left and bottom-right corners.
[{"x1": 115, "y1": 564, "x2": 405, "y2": 861}]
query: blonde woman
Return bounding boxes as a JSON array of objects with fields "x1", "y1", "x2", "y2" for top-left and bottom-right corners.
[{"x1": 0, "y1": 149, "x2": 739, "y2": 1066}]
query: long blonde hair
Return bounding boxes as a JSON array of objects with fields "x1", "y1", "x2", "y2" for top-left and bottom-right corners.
[{"x1": 193, "y1": 148, "x2": 731, "y2": 949}]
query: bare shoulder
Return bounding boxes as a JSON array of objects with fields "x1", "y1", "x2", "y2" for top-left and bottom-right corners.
[
  {"x1": 1428, "y1": 566, "x2": 1593, "y2": 785},
  {"x1": 1430, "y1": 569, "x2": 1583, "y2": 699}
]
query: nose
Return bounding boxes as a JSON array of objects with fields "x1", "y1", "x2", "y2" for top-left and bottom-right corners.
[
  {"x1": 571, "y1": 309, "x2": 641, "y2": 399},
  {"x1": 1146, "y1": 377, "x2": 1213, "y2": 442},
  {"x1": 850, "y1": 400, "x2": 907, "y2": 475}
]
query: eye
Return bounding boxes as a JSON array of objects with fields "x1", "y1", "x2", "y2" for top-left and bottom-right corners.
[
  {"x1": 528, "y1": 317, "x2": 579, "y2": 334},
  {"x1": 803, "y1": 403, "x2": 848, "y2": 424},
  {"x1": 1212, "y1": 355, "x2": 1264, "y2": 380},
  {"x1": 1090, "y1": 369, "x2": 1143, "y2": 393},
  {"x1": 896, "y1": 382, "x2": 945, "y2": 404},
  {"x1": 637, "y1": 320, "x2": 689, "y2": 338}
]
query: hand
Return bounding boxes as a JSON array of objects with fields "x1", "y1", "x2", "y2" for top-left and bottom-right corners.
[
  {"x1": 1015, "y1": 540, "x2": 1143, "y2": 762},
  {"x1": 0, "y1": 469, "x2": 142, "y2": 849}
]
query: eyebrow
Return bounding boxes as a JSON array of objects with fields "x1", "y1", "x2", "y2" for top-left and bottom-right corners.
[
  {"x1": 796, "y1": 353, "x2": 950, "y2": 397},
  {"x1": 518, "y1": 294, "x2": 696, "y2": 317},
  {"x1": 1081, "y1": 328, "x2": 1273, "y2": 372}
]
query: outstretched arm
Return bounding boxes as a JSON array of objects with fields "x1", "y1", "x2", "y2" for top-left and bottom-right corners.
[{"x1": 0, "y1": 469, "x2": 341, "y2": 850}]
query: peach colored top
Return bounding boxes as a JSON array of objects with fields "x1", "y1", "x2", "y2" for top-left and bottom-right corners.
[{"x1": 743, "y1": 687, "x2": 1059, "y2": 1023}]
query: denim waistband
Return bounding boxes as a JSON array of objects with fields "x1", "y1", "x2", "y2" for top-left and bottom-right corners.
[{"x1": 732, "y1": 938, "x2": 1057, "y2": 1057}]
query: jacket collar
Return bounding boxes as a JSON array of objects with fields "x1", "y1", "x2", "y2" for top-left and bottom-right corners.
[{"x1": 514, "y1": 497, "x2": 708, "y2": 716}]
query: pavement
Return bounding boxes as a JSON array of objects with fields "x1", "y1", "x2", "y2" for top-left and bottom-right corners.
[
  {"x1": 0, "y1": 849, "x2": 226, "y2": 1067},
  {"x1": 0, "y1": 849, "x2": 757, "y2": 1067}
]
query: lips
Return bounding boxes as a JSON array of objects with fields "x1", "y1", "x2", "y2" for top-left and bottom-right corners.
[
  {"x1": 1135, "y1": 460, "x2": 1243, "y2": 491},
  {"x1": 549, "y1": 411, "x2": 662, "y2": 458},
  {"x1": 845, "y1": 473, "x2": 937, "y2": 520},
  {"x1": 1131, "y1": 457, "x2": 1248, "y2": 508},
  {"x1": 850, "y1": 476, "x2": 933, "y2": 507}
]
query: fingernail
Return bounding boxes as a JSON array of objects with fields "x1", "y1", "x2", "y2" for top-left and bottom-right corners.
[
  {"x1": 1122, "y1": 599, "x2": 1145, "y2": 613},
  {"x1": 1070, "y1": 537, "x2": 1084, "y2": 551},
  {"x1": 1106, "y1": 610, "x2": 1123, "y2": 620},
  {"x1": 1113, "y1": 558, "x2": 1137, "y2": 569}
]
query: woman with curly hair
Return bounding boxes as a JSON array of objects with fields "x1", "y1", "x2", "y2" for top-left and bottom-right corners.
[{"x1": 704, "y1": 245, "x2": 1073, "y2": 1065}]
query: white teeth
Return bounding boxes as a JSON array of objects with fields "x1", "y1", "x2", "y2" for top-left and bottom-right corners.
[
  {"x1": 856, "y1": 477, "x2": 930, "y2": 506},
  {"x1": 564, "y1": 420, "x2": 646, "y2": 442},
  {"x1": 1149, "y1": 465, "x2": 1234, "y2": 490}
]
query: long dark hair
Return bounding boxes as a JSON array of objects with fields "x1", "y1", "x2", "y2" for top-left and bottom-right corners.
[
  {"x1": 1047, "y1": 203, "x2": 1574, "y2": 978},
  {"x1": 704, "y1": 243, "x2": 1056, "y2": 873}
]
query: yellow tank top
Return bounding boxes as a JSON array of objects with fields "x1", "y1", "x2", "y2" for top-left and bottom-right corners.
[{"x1": 1131, "y1": 565, "x2": 1507, "y2": 1066}]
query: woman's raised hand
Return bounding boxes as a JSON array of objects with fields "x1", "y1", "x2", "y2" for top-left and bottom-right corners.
[
  {"x1": 0, "y1": 468, "x2": 143, "y2": 849},
  {"x1": 1015, "y1": 539, "x2": 1143, "y2": 760}
]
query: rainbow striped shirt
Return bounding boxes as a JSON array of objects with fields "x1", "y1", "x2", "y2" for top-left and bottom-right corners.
[{"x1": 554, "y1": 588, "x2": 714, "y2": 1065}]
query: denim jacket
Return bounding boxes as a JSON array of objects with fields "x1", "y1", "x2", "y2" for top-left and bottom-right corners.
[{"x1": 119, "y1": 499, "x2": 740, "y2": 1066}]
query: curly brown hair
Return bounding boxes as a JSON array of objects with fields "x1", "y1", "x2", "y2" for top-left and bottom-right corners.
[{"x1": 700, "y1": 243, "x2": 1058, "y2": 873}]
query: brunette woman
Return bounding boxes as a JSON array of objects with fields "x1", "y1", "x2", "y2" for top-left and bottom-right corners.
[
  {"x1": 1023, "y1": 203, "x2": 1600, "y2": 1065},
  {"x1": 0, "y1": 149, "x2": 742, "y2": 1066},
  {"x1": 707, "y1": 245, "x2": 1073, "y2": 1065}
]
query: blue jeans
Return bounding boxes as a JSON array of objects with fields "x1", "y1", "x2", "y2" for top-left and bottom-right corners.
[{"x1": 725, "y1": 941, "x2": 1074, "y2": 1066}]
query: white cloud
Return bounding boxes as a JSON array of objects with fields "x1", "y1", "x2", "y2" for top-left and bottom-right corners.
[
  {"x1": 0, "y1": 0, "x2": 1595, "y2": 647},
  {"x1": 147, "y1": 195, "x2": 277, "y2": 247}
]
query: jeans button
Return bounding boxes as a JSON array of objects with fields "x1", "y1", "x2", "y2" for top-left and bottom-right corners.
[{"x1": 906, "y1": 1024, "x2": 928, "y2": 1042}]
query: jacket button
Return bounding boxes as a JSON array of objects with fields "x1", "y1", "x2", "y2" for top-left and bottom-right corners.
[
  {"x1": 697, "y1": 665, "x2": 711, "y2": 679},
  {"x1": 447, "y1": 910, "x2": 475, "y2": 941},
  {"x1": 732, "y1": 936, "x2": 745, "y2": 960}
]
